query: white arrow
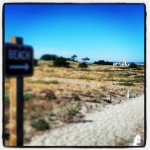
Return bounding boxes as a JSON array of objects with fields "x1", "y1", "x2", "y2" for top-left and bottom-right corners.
[{"x1": 9, "y1": 63, "x2": 29, "y2": 71}]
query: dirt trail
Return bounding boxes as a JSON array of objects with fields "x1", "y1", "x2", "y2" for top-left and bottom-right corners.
[{"x1": 25, "y1": 95, "x2": 144, "y2": 146}]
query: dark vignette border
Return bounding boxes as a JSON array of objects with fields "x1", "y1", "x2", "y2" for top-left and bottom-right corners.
[{"x1": 2, "y1": 2, "x2": 147, "y2": 148}]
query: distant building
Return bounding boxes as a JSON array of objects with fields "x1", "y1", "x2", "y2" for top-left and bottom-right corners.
[
  {"x1": 113, "y1": 62, "x2": 121, "y2": 66},
  {"x1": 113, "y1": 59, "x2": 129, "y2": 66}
]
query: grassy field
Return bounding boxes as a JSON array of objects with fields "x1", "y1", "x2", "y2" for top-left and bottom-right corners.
[{"x1": 4, "y1": 60, "x2": 144, "y2": 144}]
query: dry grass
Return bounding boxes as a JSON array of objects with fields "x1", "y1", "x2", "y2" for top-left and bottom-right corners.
[{"x1": 4, "y1": 60, "x2": 144, "y2": 144}]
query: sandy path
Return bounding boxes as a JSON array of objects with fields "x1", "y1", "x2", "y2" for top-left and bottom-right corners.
[{"x1": 25, "y1": 95, "x2": 144, "y2": 146}]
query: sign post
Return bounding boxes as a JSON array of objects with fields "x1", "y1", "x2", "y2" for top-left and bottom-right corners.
[
  {"x1": 5, "y1": 37, "x2": 33, "y2": 146},
  {"x1": 16, "y1": 77, "x2": 23, "y2": 146}
]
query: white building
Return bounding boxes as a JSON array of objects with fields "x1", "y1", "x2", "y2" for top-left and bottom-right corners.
[{"x1": 113, "y1": 59, "x2": 129, "y2": 66}]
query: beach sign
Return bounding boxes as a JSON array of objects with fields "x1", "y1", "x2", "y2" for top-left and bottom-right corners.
[
  {"x1": 4, "y1": 43, "x2": 33, "y2": 77},
  {"x1": 4, "y1": 37, "x2": 34, "y2": 146}
]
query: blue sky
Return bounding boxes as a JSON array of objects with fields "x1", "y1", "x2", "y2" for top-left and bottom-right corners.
[{"x1": 4, "y1": 4, "x2": 145, "y2": 62}]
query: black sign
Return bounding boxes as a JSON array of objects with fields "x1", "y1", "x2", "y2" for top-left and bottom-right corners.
[{"x1": 4, "y1": 43, "x2": 34, "y2": 77}]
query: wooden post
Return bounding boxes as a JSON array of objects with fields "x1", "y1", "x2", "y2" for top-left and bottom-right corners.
[
  {"x1": 9, "y1": 37, "x2": 24, "y2": 146},
  {"x1": 9, "y1": 78, "x2": 17, "y2": 146}
]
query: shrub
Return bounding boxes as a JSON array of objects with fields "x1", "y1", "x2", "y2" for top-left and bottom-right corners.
[
  {"x1": 5, "y1": 92, "x2": 35, "y2": 105},
  {"x1": 24, "y1": 92, "x2": 35, "y2": 101},
  {"x1": 135, "y1": 75, "x2": 144, "y2": 78},
  {"x1": 93, "y1": 94, "x2": 103, "y2": 103},
  {"x1": 133, "y1": 75, "x2": 144, "y2": 83},
  {"x1": 49, "y1": 80, "x2": 59, "y2": 84},
  {"x1": 40, "y1": 54, "x2": 58, "y2": 61},
  {"x1": 67, "y1": 102, "x2": 82, "y2": 122},
  {"x1": 129, "y1": 63, "x2": 138, "y2": 68},
  {"x1": 53, "y1": 57, "x2": 70, "y2": 67},
  {"x1": 78, "y1": 62, "x2": 88, "y2": 68},
  {"x1": 31, "y1": 119, "x2": 49, "y2": 131},
  {"x1": 94, "y1": 60, "x2": 113, "y2": 65},
  {"x1": 39, "y1": 89, "x2": 56, "y2": 100},
  {"x1": 118, "y1": 82, "x2": 135, "y2": 86}
]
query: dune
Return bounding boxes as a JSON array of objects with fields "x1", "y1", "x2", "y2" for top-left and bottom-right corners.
[{"x1": 25, "y1": 94, "x2": 144, "y2": 146}]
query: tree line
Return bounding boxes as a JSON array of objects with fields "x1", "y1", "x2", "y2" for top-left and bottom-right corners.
[
  {"x1": 34, "y1": 54, "x2": 92, "y2": 68},
  {"x1": 34, "y1": 54, "x2": 138, "y2": 68},
  {"x1": 34, "y1": 54, "x2": 114, "y2": 68}
]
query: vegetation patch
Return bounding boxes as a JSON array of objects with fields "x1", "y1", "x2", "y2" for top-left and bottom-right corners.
[
  {"x1": 118, "y1": 82, "x2": 135, "y2": 86},
  {"x1": 53, "y1": 57, "x2": 70, "y2": 67},
  {"x1": 67, "y1": 102, "x2": 82, "y2": 122},
  {"x1": 78, "y1": 75, "x2": 94, "y2": 80},
  {"x1": 94, "y1": 60, "x2": 113, "y2": 65},
  {"x1": 133, "y1": 75, "x2": 144, "y2": 83},
  {"x1": 78, "y1": 62, "x2": 88, "y2": 68},
  {"x1": 30, "y1": 79, "x2": 59, "y2": 84},
  {"x1": 5, "y1": 93, "x2": 10, "y2": 107},
  {"x1": 93, "y1": 94, "x2": 103, "y2": 103},
  {"x1": 129, "y1": 63, "x2": 138, "y2": 68},
  {"x1": 39, "y1": 89, "x2": 56, "y2": 100},
  {"x1": 4, "y1": 58, "x2": 144, "y2": 143},
  {"x1": 49, "y1": 80, "x2": 60, "y2": 84},
  {"x1": 40, "y1": 54, "x2": 58, "y2": 61},
  {"x1": 24, "y1": 92, "x2": 35, "y2": 101},
  {"x1": 119, "y1": 79, "x2": 131, "y2": 82},
  {"x1": 31, "y1": 119, "x2": 50, "y2": 131}
]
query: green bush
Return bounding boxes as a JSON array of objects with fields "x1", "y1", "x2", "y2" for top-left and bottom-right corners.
[
  {"x1": 118, "y1": 82, "x2": 135, "y2": 86},
  {"x1": 53, "y1": 57, "x2": 70, "y2": 67},
  {"x1": 133, "y1": 75, "x2": 144, "y2": 83},
  {"x1": 31, "y1": 119, "x2": 49, "y2": 131},
  {"x1": 67, "y1": 102, "x2": 81, "y2": 121},
  {"x1": 94, "y1": 60, "x2": 113, "y2": 65},
  {"x1": 93, "y1": 94, "x2": 103, "y2": 103},
  {"x1": 129, "y1": 63, "x2": 138, "y2": 68},
  {"x1": 24, "y1": 92, "x2": 35, "y2": 101},
  {"x1": 40, "y1": 54, "x2": 58, "y2": 61},
  {"x1": 78, "y1": 62, "x2": 88, "y2": 68}
]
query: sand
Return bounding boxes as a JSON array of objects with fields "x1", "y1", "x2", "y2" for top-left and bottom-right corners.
[{"x1": 25, "y1": 94, "x2": 144, "y2": 146}]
